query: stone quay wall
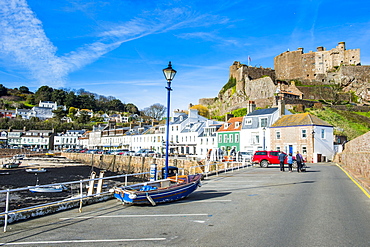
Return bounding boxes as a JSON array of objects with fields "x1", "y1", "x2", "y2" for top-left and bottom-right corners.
[
  {"x1": 62, "y1": 153, "x2": 204, "y2": 176},
  {"x1": 335, "y1": 131, "x2": 370, "y2": 191}
]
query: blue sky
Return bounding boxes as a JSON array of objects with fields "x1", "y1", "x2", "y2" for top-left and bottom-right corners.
[{"x1": 0, "y1": 0, "x2": 369, "y2": 111}]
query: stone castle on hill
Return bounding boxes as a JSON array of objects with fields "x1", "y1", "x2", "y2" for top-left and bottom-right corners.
[
  {"x1": 199, "y1": 42, "x2": 370, "y2": 116},
  {"x1": 274, "y1": 42, "x2": 360, "y2": 82}
]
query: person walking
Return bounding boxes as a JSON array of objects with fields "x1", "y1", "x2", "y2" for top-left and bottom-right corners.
[
  {"x1": 296, "y1": 151, "x2": 304, "y2": 172},
  {"x1": 287, "y1": 153, "x2": 293, "y2": 172},
  {"x1": 278, "y1": 151, "x2": 287, "y2": 172}
]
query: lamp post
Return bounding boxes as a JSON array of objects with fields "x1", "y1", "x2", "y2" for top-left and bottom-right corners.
[
  {"x1": 311, "y1": 129, "x2": 315, "y2": 163},
  {"x1": 262, "y1": 127, "x2": 266, "y2": 150},
  {"x1": 162, "y1": 62, "x2": 177, "y2": 179}
]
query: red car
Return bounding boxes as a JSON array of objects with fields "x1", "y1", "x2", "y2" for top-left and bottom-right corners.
[{"x1": 252, "y1": 151, "x2": 296, "y2": 168}]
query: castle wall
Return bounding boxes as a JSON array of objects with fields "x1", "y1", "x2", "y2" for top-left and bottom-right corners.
[
  {"x1": 274, "y1": 50, "x2": 303, "y2": 80},
  {"x1": 230, "y1": 61, "x2": 275, "y2": 92},
  {"x1": 244, "y1": 76, "x2": 276, "y2": 100},
  {"x1": 274, "y1": 42, "x2": 361, "y2": 82}
]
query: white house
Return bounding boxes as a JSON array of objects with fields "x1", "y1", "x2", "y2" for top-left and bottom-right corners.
[
  {"x1": 270, "y1": 112, "x2": 334, "y2": 163},
  {"x1": 54, "y1": 130, "x2": 86, "y2": 150},
  {"x1": 240, "y1": 105, "x2": 291, "y2": 153}
]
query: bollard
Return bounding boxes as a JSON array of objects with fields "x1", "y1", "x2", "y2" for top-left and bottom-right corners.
[{"x1": 150, "y1": 163, "x2": 158, "y2": 181}]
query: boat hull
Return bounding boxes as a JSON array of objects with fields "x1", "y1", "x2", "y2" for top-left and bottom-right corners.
[
  {"x1": 28, "y1": 185, "x2": 67, "y2": 193},
  {"x1": 26, "y1": 168, "x2": 47, "y2": 173},
  {"x1": 3, "y1": 162, "x2": 21, "y2": 169},
  {"x1": 114, "y1": 174, "x2": 202, "y2": 205}
]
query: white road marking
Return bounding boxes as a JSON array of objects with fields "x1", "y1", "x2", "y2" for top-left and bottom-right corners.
[
  {"x1": 206, "y1": 200, "x2": 231, "y2": 202},
  {"x1": 60, "y1": 213, "x2": 209, "y2": 220},
  {"x1": 0, "y1": 238, "x2": 166, "y2": 245}
]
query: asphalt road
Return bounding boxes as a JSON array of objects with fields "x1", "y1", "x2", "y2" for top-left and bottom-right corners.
[{"x1": 1, "y1": 163, "x2": 369, "y2": 247}]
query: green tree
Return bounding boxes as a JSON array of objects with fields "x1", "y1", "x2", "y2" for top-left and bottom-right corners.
[
  {"x1": 0, "y1": 84, "x2": 8, "y2": 96},
  {"x1": 126, "y1": 103, "x2": 139, "y2": 114},
  {"x1": 53, "y1": 107, "x2": 68, "y2": 120},
  {"x1": 26, "y1": 94, "x2": 36, "y2": 105},
  {"x1": 76, "y1": 111, "x2": 91, "y2": 124},
  {"x1": 51, "y1": 89, "x2": 67, "y2": 105},
  {"x1": 34, "y1": 85, "x2": 53, "y2": 102},
  {"x1": 19, "y1": 86, "x2": 31, "y2": 94},
  {"x1": 107, "y1": 99, "x2": 125, "y2": 111},
  {"x1": 77, "y1": 94, "x2": 96, "y2": 110},
  {"x1": 65, "y1": 91, "x2": 77, "y2": 108}
]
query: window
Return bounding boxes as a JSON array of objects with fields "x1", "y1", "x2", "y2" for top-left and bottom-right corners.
[
  {"x1": 302, "y1": 129, "x2": 307, "y2": 138},
  {"x1": 276, "y1": 131, "x2": 281, "y2": 139},
  {"x1": 276, "y1": 146, "x2": 281, "y2": 152},
  {"x1": 218, "y1": 135, "x2": 222, "y2": 143},
  {"x1": 321, "y1": 129, "x2": 325, "y2": 139},
  {"x1": 235, "y1": 134, "x2": 239, "y2": 143},
  {"x1": 302, "y1": 146, "x2": 307, "y2": 154},
  {"x1": 224, "y1": 134, "x2": 228, "y2": 143},
  {"x1": 229, "y1": 134, "x2": 233, "y2": 143},
  {"x1": 235, "y1": 122, "x2": 240, "y2": 128},
  {"x1": 245, "y1": 118, "x2": 252, "y2": 125},
  {"x1": 260, "y1": 118, "x2": 268, "y2": 127}
]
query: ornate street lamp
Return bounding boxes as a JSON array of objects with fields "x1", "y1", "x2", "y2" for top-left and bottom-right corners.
[{"x1": 162, "y1": 62, "x2": 177, "y2": 179}]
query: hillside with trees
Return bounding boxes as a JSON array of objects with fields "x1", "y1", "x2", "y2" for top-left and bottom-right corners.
[{"x1": 0, "y1": 84, "x2": 142, "y2": 132}]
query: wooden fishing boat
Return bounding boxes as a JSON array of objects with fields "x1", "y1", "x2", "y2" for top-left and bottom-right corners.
[
  {"x1": 113, "y1": 174, "x2": 202, "y2": 206},
  {"x1": 28, "y1": 184, "x2": 67, "y2": 193}
]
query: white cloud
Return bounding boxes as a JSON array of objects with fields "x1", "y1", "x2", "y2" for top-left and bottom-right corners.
[{"x1": 0, "y1": 0, "x2": 229, "y2": 89}]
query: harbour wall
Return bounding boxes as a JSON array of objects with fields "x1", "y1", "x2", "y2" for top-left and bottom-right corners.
[
  {"x1": 335, "y1": 131, "x2": 370, "y2": 192},
  {"x1": 62, "y1": 153, "x2": 204, "y2": 176}
]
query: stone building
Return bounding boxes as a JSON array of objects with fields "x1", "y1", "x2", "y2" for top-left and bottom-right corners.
[{"x1": 274, "y1": 42, "x2": 360, "y2": 82}]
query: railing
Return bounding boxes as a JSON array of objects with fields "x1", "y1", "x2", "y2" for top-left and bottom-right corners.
[
  {"x1": 0, "y1": 172, "x2": 149, "y2": 232},
  {"x1": 0, "y1": 159, "x2": 253, "y2": 232},
  {"x1": 189, "y1": 159, "x2": 252, "y2": 178}
]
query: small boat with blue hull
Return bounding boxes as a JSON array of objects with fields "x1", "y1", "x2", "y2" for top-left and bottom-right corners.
[
  {"x1": 113, "y1": 174, "x2": 202, "y2": 206},
  {"x1": 28, "y1": 184, "x2": 67, "y2": 193}
]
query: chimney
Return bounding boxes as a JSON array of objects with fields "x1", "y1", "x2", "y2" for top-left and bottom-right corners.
[
  {"x1": 225, "y1": 114, "x2": 234, "y2": 122},
  {"x1": 278, "y1": 97, "x2": 285, "y2": 117},
  {"x1": 247, "y1": 101, "x2": 256, "y2": 114}
]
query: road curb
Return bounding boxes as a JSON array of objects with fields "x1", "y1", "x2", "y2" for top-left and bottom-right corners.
[{"x1": 336, "y1": 163, "x2": 370, "y2": 198}]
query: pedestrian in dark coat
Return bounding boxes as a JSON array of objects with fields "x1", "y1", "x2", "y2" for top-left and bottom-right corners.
[
  {"x1": 278, "y1": 151, "x2": 287, "y2": 172},
  {"x1": 296, "y1": 151, "x2": 304, "y2": 172}
]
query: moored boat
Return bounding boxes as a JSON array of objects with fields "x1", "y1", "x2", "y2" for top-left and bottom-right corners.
[
  {"x1": 26, "y1": 168, "x2": 47, "y2": 173},
  {"x1": 3, "y1": 161, "x2": 21, "y2": 169},
  {"x1": 28, "y1": 184, "x2": 67, "y2": 193},
  {"x1": 113, "y1": 174, "x2": 202, "y2": 206}
]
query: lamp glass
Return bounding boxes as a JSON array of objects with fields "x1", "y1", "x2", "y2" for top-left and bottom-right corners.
[{"x1": 163, "y1": 62, "x2": 177, "y2": 81}]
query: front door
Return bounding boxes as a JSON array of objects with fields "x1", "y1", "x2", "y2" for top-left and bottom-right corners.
[{"x1": 289, "y1": 145, "x2": 293, "y2": 155}]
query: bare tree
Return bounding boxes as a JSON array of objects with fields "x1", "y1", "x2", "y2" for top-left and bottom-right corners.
[{"x1": 142, "y1": 103, "x2": 166, "y2": 121}]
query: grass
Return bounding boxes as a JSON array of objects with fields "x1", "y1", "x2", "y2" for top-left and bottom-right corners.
[{"x1": 307, "y1": 107, "x2": 370, "y2": 140}]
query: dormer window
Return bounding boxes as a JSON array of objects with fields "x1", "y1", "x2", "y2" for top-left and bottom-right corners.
[
  {"x1": 260, "y1": 118, "x2": 268, "y2": 127},
  {"x1": 235, "y1": 122, "x2": 240, "y2": 128},
  {"x1": 224, "y1": 123, "x2": 230, "y2": 128},
  {"x1": 245, "y1": 118, "x2": 252, "y2": 125}
]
